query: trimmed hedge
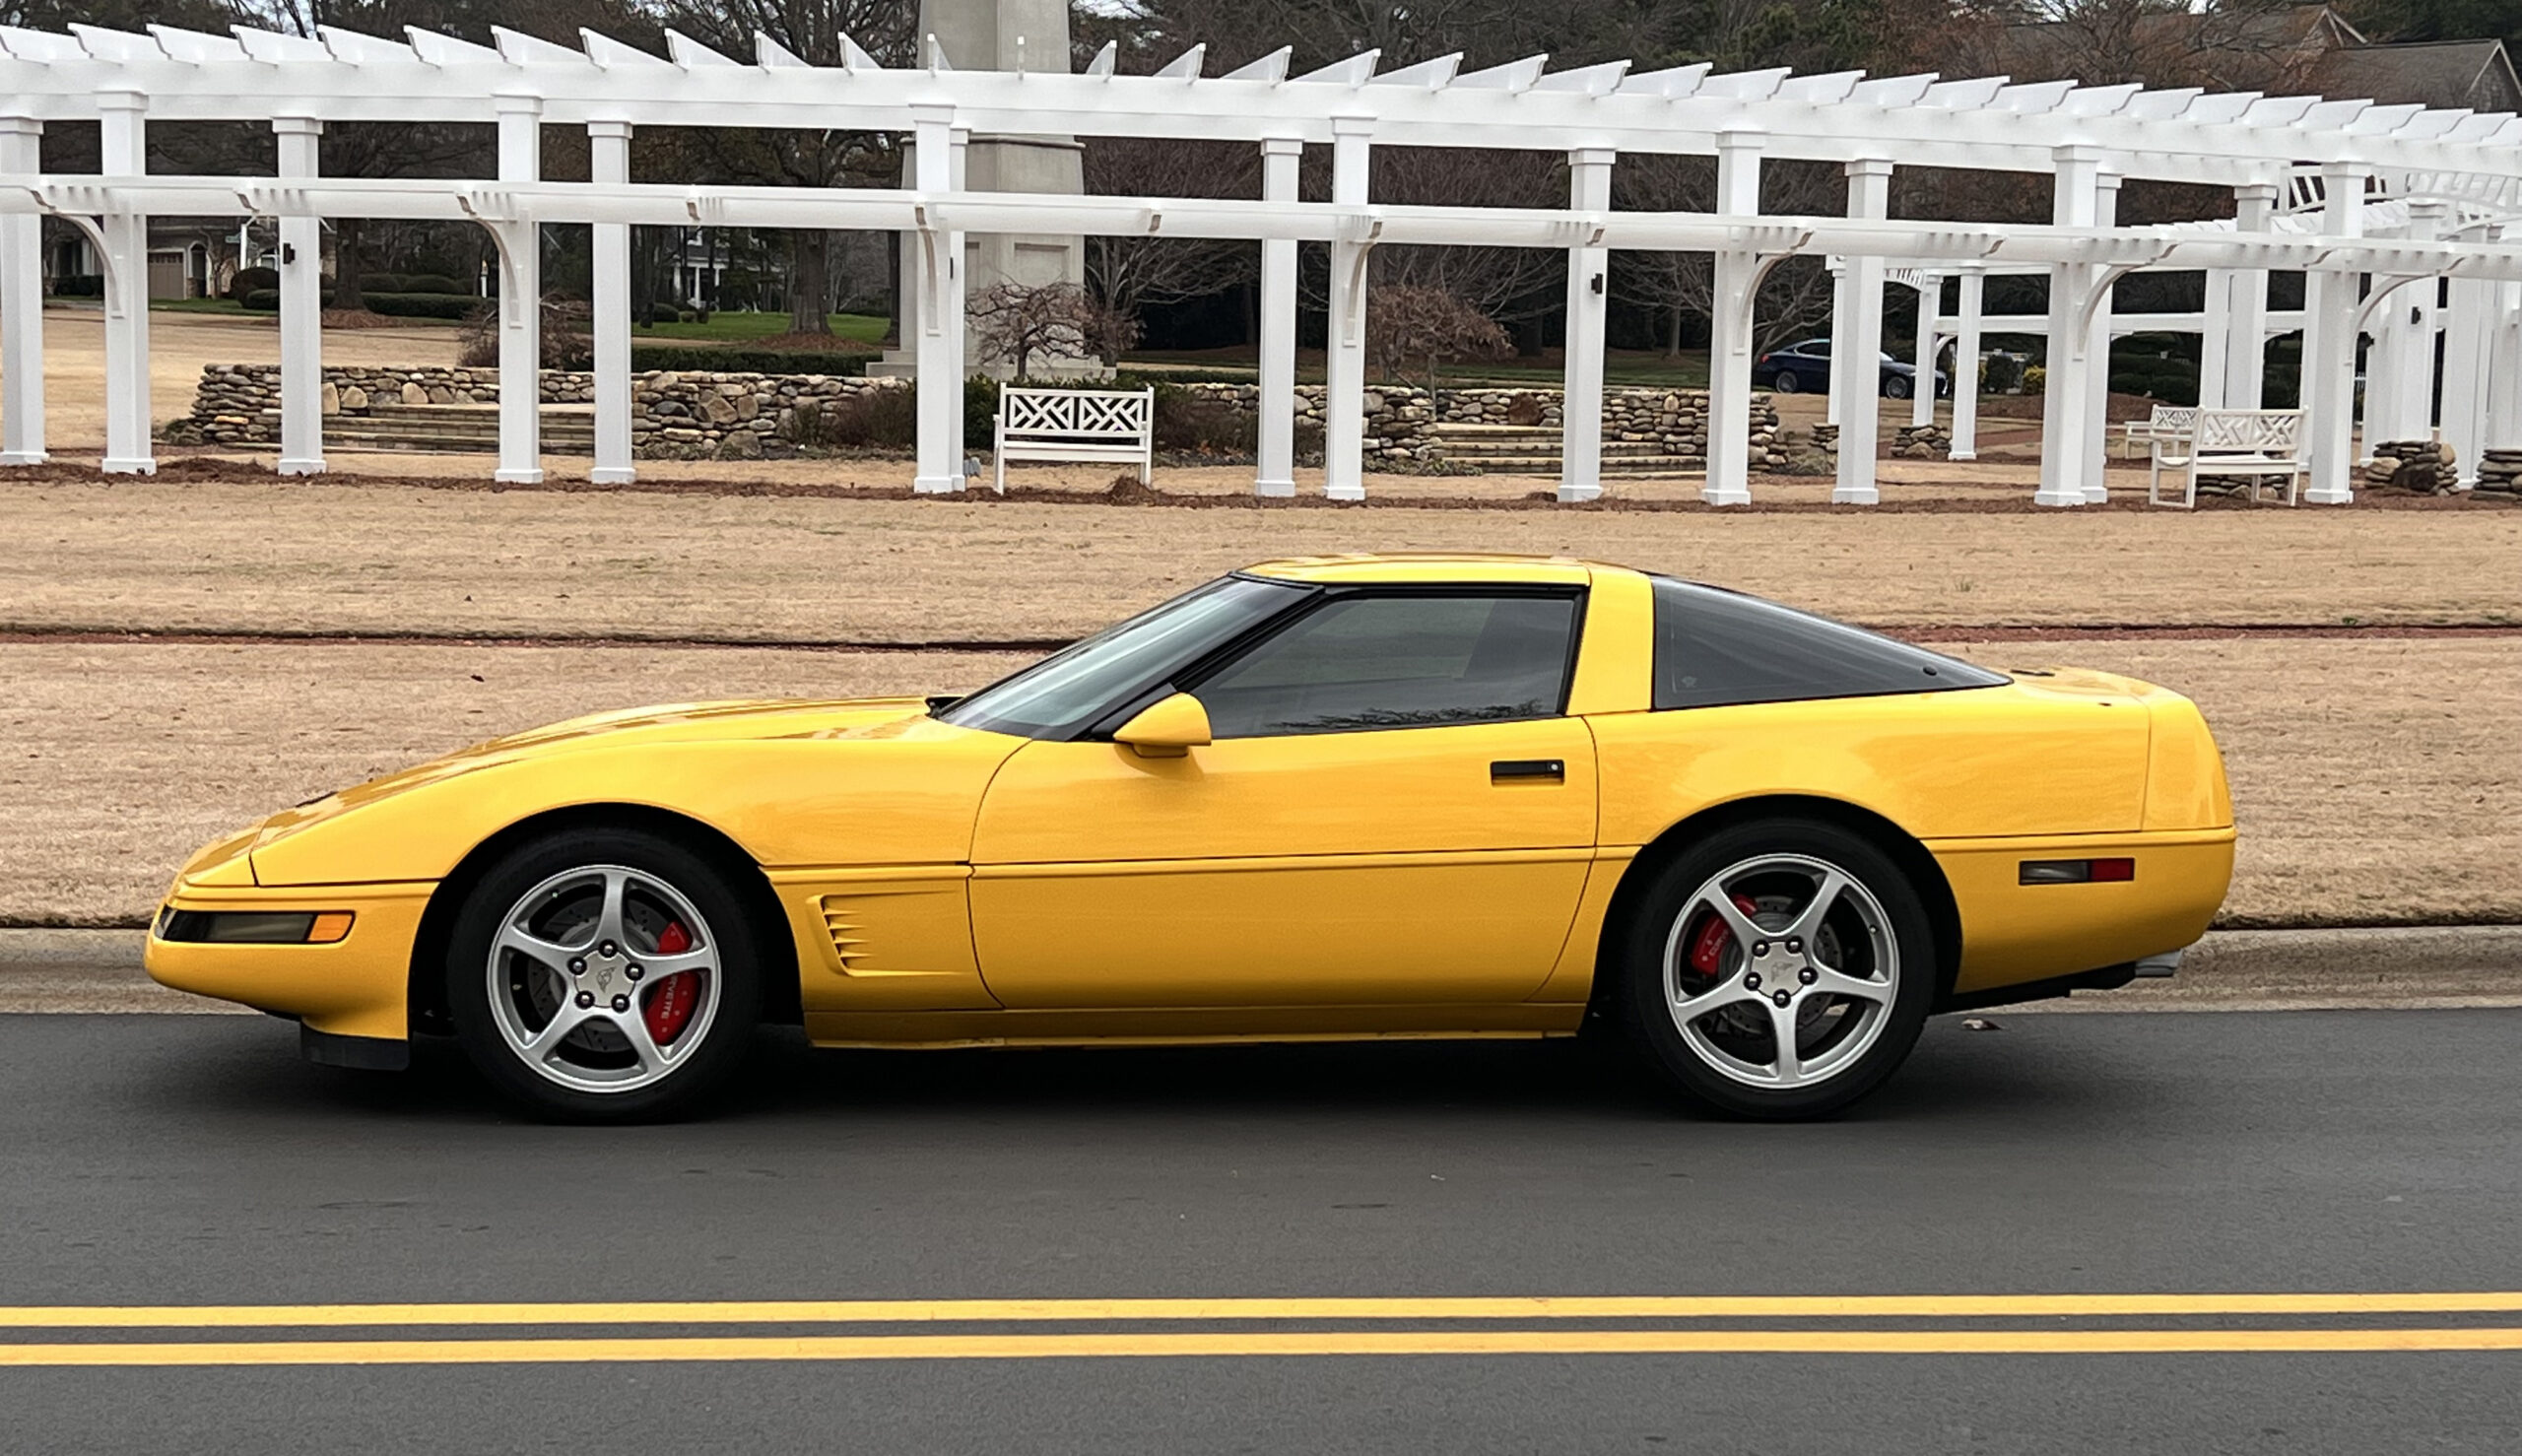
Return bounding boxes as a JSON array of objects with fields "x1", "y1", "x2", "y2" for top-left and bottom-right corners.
[
  {"x1": 401, "y1": 273, "x2": 469, "y2": 296},
  {"x1": 226, "y1": 266, "x2": 276, "y2": 300},
  {"x1": 366, "y1": 292, "x2": 481, "y2": 320},
  {"x1": 630, "y1": 345, "x2": 868, "y2": 375},
  {"x1": 50, "y1": 274, "x2": 103, "y2": 298},
  {"x1": 240, "y1": 289, "x2": 282, "y2": 310}
]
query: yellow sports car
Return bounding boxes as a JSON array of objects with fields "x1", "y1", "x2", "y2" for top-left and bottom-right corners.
[{"x1": 148, "y1": 555, "x2": 2232, "y2": 1121}]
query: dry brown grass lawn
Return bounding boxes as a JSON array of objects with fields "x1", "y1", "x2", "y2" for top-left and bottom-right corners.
[
  {"x1": 5, "y1": 479, "x2": 2515, "y2": 643},
  {"x1": 7, "y1": 636, "x2": 2511, "y2": 930}
]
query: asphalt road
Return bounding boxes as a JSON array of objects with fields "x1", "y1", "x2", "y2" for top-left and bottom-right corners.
[{"x1": 6, "y1": 1009, "x2": 2522, "y2": 1454}]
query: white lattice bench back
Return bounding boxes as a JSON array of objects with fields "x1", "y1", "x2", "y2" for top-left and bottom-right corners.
[
  {"x1": 992, "y1": 386, "x2": 1156, "y2": 493},
  {"x1": 2119, "y1": 403, "x2": 2197, "y2": 458},
  {"x1": 2149, "y1": 408, "x2": 2304, "y2": 508}
]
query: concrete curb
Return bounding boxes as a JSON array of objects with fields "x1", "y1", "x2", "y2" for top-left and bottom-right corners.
[{"x1": 3, "y1": 924, "x2": 2515, "y2": 1017}]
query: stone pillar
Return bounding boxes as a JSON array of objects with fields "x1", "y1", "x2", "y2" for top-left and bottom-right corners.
[
  {"x1": 493, "y1": 94, "x2": 543, "y2": 485},
  {"x1": 2303, "y1": 163, "x2": 2367, "y2": 505},
  {"x1": 911, "y1": 103, "x2": 962, "y2": 495},
  {"x1": 1949, "y1": 267, "x2": 1983, "y2": 461},
  {"x1": 2083, "y1": 170, "x2": 2120, "y2": 503},
  {"x1": 1832, "y1": 158, "x2": 1892, "y2": 505},
  {"x1": 273, "y1": 115, "x2": 325, "y2": 477},
  {"x1": 588, "y1": 119, "x2": 634, "y2": 486},
  {"x1": 2036, "y1": 145, "x2": 2102, "y2": 507},
  {"x1": 1558, "y1": 148, "x2": 1614, "y2": 503},
  {"x1": 1323, "y1": 115, "x2": 1372, "y2": 502},
  {"x1": 1702, "y1": 126, "x2": 1764, "y2": 506},
  {"x1": 0, "y1": 117, "x2": 45, "y2": 465},
  {"x1": 99, "y1": 89, "x2": 154, "y2": 475},
  {"x1": 1255, "y1": 136, "x2": 1301, "y2": 497}
]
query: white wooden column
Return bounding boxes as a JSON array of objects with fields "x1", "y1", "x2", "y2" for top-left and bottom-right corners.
[
  {"x1": 1702, "y1": 126, "x2": 1765, "y2": 506},
  {"x1": 588, "y1": 118, "x2": 634, "y2": 486},
  {"x1": 1824, "y1": 260, "x2": 1844, "y2": 428},
  {"x1": 2036, "y1": 145, "x2": 2102, "y2": 507},
  {"x1": 1832, "y1": 158, "x2": 1892, "y2": 505},
  {"x1": 273, "y1": 115, "x2": 324, "y2": 477},
  {"x1": 1322, "y1": 114, "x2": 1372, "y2": 502},
  {"x1": 99, "y1": 88, "x2": 153, "y2": 475},
  {"x1": 0, "y1": 117, "x2": 45, "y2": 466},
  {"x1": 2488, "y1": 277, "x2": 2522, "y2": 453},
  {"x1": 2303, "y1": 163, "x2": 2367, "y2": 505},
  {"x1": 1558, "y1": 148, "x2": 1613, "y2": 503},
  {"x1": 1910, "y1": 273, "x2": 1940, "y2": 430},
  {"x1": 2082, "y1": 169, "x2": 2121, "y2": 502},
  {"x1": 948, "y1": 125, "x2": 970, "y2": 493},
  {"x1": 2373, "y1": 198, "x2": 2445, "y2": 453},
  {"x1": 2224, "y1": 183, "x2": 2277, "y2": 410},
  {"x1": 1949, "y1": 266, "x2": 1983, "y2": 461},
  {"x1": 2443, "y1": 271, "x2": 2492, "y2": 488},
  {"x1": 493, "y1": 94, "x2": 543, "y2": 485},
  {"x1": 910, "y1": 103, "x2": 961, "y2": 495},
  {"x1": 1254, "y1": 136, "x2": 1301, "y2": 497}
]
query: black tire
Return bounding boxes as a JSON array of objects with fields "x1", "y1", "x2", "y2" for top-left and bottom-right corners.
[
  {"x1": 1772, "y1": 370, "x2": 1802, "y2": 394},
  {"x1": 1615, "y1": 819, "x2": 1935, "y2": 1120},
  {"x1": 1883, "y1": 374, "x2": 1912, "y2": 400},
  {"x1": 445, "y1": 827, "x2": 765, "y2": 1122}
]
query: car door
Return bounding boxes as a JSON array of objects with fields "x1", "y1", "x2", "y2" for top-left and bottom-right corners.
[{"x1": 967, "y1": 587, "x2": 1599, "y2": 1009}]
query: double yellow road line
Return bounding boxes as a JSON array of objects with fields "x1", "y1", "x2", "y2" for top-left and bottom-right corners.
[{"x1": 5, "y1": 1293, "x2": 2522, "y2": 1366}]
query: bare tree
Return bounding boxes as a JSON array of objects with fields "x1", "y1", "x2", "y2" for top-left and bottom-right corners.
[
  {"x1": 647, "y1": 0, "x2": 916, "y2": 334},
  {"x1": 1364, "y1": 286, "x2": 1510, "y2": 388},
  {"x1": 1608, "y1": 154, "x2": 1846, "y2": 355},
  {"x1": 968, "y1": 282, "x2": 1137, "y2": 379},
  {"x1": 1081, "y1": 136, "x2": 1261, "y2": 343}
]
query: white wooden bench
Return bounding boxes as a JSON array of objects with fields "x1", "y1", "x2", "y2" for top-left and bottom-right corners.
[
  {"x1": 991, "y1": 386, "x2": 1155, "y2": 493},
  {"x1": 2149, "y1": 408, "x2": 2304, "y2": 508},
  {"x1": 2120, "y1": 403, "x2": 2196, "y2": 460}
]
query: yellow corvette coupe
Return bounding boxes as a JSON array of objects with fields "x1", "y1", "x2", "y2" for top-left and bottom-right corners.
[{"x1": 148, "y1": 555, "x2": 2232, "y2": 1121}]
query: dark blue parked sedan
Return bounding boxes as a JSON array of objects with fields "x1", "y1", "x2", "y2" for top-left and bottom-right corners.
[{"x1": 1752, "y1": 338, "x2": 1947, "y2": 399}]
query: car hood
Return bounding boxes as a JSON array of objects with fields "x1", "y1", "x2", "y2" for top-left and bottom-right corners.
[{"x1": 220, "y1": 695, "x2": 938, "y2": 865}]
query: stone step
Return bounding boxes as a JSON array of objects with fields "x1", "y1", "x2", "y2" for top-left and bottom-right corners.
[
  {"x1": 1445, "y1": 453, "x2": 1705, "y2": 474},
  {"x1": 326, "y1": 405, "x2": 595, "y2": 455},
  {"x1": 1436, "y1": 440, "x2": 1676, "y2": 459}
]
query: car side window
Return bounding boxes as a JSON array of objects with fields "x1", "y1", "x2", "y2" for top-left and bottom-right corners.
[
  {"x1": 1651, "y1": 576, "x2": 2008, "y2": 710},
  {"x1": 1192, "y1": 592, "x2": 1580, "y2": 738}
]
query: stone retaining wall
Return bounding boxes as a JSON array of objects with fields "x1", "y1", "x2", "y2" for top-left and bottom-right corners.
[{"x1": 171, "y1": 364, "x2": 1775, "y2": 469}]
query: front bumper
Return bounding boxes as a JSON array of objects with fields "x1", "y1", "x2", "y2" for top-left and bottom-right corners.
[{"x1": 145, "y1": 879, "x2": 434, "y2": 1042}]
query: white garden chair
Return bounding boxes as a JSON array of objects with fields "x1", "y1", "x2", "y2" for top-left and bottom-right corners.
[
  {"x1": 2121, "y1": 403, "x2": 2197, "y2": 460},
  {"x1": 2149, "y1": 408, "x2": 2304, "y2": 508}
]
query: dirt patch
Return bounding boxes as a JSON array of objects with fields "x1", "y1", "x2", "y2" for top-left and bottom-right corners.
[{"x1": 4, "y1": 479, "x2": 2514, "y2": 646}]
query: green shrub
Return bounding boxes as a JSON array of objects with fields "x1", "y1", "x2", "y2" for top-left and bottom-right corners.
[
  {"x1": 240, "y1": 288, "x2": 282, "y2": 311},
  {"x1": 365, "y1": 292, "x2": 481, "y2": 320},
  {"x1": 226, "y1": 266, "x2": 275, "y2": 300},
  {"x1": 630, "y1": 346, "x2": 868, "y2": 376},
  {"x1": 2022, "y1": 364, "x2": 2047, "y2": 394},
  {"x1": 964, "y1": 375, "x2": 1000, "y2": 450},
  {"x1": 358, "y1": 272, "x2": 405, "y2": 294},
  {"x1": 399, "y1": 274, "x2": 469, "y2": 297}
]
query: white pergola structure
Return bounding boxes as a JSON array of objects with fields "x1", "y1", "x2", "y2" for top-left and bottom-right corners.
[{"x1": 6, "y1": 25, "x2": 2522, "y2": 505}]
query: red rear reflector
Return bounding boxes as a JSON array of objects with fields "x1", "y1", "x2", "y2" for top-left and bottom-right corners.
[{"x1": 2021, "y1": 858, "x2": 2137, "y2": 885}]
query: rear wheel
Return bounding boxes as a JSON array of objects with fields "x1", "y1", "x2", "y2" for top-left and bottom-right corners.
[
  {"x1": 1772, "y1": 370, "x2": 1802, "y2": 394},
  {"x1": 1884, "y1": 374, "x2": 1912, "y2": 399},
  {"x1": 1618, "y1": 820, "x2": 1934, "y2": 1120},
  {"x1": 446, "y1": 827, "x2": 763, "y2": 1122}
]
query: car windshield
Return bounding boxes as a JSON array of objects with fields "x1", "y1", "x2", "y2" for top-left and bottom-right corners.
[{"x1": 935, "y1": 574, "x2": 1310, "y2": 740}]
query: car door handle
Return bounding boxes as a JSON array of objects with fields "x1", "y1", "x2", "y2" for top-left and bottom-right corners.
[{"x1": 1491, "y1": 759, "x2": 1564, "y2": 783}]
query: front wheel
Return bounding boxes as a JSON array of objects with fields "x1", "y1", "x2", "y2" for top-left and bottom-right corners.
[
  {"x1": 445, "y1": 827, "x2": 765, "y2": 1122},
  {"x1": 1772, "y1": 370, "x2": 1802, "y2": 394},
  {"x1": 1883, "y1": 374, "x2": 1912, "y2": 400},
  {"x1": 1617, "y1": 820, "x2": 1935, "y2": 1120}
]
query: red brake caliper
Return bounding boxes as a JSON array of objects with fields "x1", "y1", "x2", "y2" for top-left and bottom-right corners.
[
  {"x1": 1688, "y1": 895, "x2": 1762, "y2": 976},
  {"x1": 642, "y1": 920, "x2": 699, "y2": 1044}
]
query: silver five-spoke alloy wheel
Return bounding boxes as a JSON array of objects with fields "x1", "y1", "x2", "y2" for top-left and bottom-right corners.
[
  {"x1": 1661, "y1": 852, "x2": 1900, "y2": 1090},
  {"x1": 486, "y1": 864, "x2": 722, "y2": 1094}
]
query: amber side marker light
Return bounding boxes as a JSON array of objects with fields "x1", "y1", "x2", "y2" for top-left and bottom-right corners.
[
  {"x1": 156, "y1": 909, "x2": 356, "y2": 944},
  {"x1": 2020, "y1": 858, "x2": 2136, "y2": 886}
]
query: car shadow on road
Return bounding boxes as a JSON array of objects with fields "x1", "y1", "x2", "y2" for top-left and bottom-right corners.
[{"x1": 106, "y1": 1012, "x2": 2134, "y2": 1133}]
